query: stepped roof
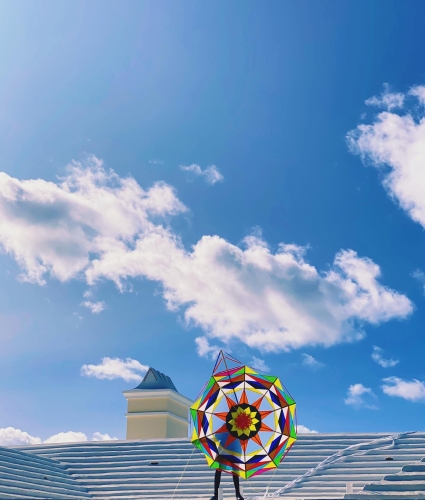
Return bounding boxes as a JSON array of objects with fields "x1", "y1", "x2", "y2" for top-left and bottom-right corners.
[
  {"x1": 133, "y1": 367, "x2": 178, "y2": 391},
  {"x1": 6, "y1": 432, "x2": 425, "y2": 499}
]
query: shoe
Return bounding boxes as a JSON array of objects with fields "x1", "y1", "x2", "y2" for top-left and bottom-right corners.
[
  {"x1": 236, "y1": 496, "x2": 245, "y2": 500},
  {"x1": 210, "y1": 496, "x2": 217, "y2": 500}
]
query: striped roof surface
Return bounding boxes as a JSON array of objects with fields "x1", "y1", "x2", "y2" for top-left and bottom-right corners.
[{"x1": 1, "y1": 432, "x2": 424, "y2": 499}]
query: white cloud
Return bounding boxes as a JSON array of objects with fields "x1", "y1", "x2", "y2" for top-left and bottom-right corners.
[
  {"x1": 365, "y1": 83, "x2": 405, "y2": 110},
  {"x1": 344, "y1": 383, "x2": 377, "y2": 409},
  {"x1": 0, "y1": 428, "x2": 117, "y2": 446},
  {"x1": 81, "y1": 301, "x2": 106, "y2": 314},
  {"x1": 0, "y1": 155, "x2": 187, "y2": 286},
  {"x1": 0, "y1": 427, "x2": 42, "y2": 446},
  {"x1": 251, "y1": 356, "x2": 270, "y2": 372},
  {"x1": 301, "y1": 353, "x2": 324, "y2": 369},
  {"x1": 382, "y1": 377, "x2": 425, "y2": 402},
  {"x1": 195, "y1": 336, "x2": 221, "y2": 359},
  {"x1": 81, "y1": 357, "x2": 148, "y2": 382},
  {"x1": 44, "y1": 431, "x2": 88, "y2": 444},
  {"x1": 86, "y1": 237, "x2": 412, "y2": 352},
  {"x1": 180, "y1": 164, "x2": 224, "y2": 185},
  {"x1": 409, "y1": 86, "x2": 425, "y2": 106},
  {"x1": 348, "y1": 84, "x2": 425, "y2": 230},
  {"x1": 371, "y1": 346, "x2": 399, "y2": 368},
  {"x1": 297, "y1": 425, "x2": 318, "y2": 434},
  {"x1": 91, "y1": 432, "x2": 118, "y2": 441},
  {"x1": 45, "y1": 431, "x2": 117, "y2": 443},
  {"x1": 0, "y1": 158, "x2": 413, "y2": 352},
  {"x1": 148, "y1": 159, "x2": 164, "y2": 165}
]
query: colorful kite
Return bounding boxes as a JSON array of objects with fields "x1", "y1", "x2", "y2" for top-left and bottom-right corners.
[{"x1": 190, "y1": 351, "x2": 297, "y2": 479}]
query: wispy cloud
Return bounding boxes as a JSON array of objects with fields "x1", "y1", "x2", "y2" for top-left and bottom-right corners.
[
  {"x1": 180, "y1": 164, "x2": 224, "y2": 185},
  {"x1": 410, "y1": 85, "x2": 425, "y2": 106},
  {"x1": 301, "y1": 353, "x2": 324, "y2": 370},
  {"x1": 348, "y1": 84, "x2": 425, "y2": 231},
  {"x1": 0, "y1": 157, "x2": 413, "y2": 353},
  {"x1": 344, "y1": 383, "x2": 377, "y2": 409},
  {"x1": 251, "y1": 356, "x2": 270, "y2": 372},
  {"x1": 0, "y1": 427, "x2": 117, "y2": 446},
  {"x1": 195, "y1": 337, "x2": 221, "y2": 359},
  {"x1": 365, "y1": 83, "x2": 405, "y2": 110},
  {"x1": 148, "y1": 159, "x2": 164, "y2": 165},
  {"x1": 371, "y1": 346, "x2": 399, "y2": 368},
  {"x1": 382, "y1": 377, "x2": 425, "y2": 402},
  {"x1": 411, "y1": 269, "x2": 425, "y2": 295},
  {"x1": 81, "y1": 301, "x2": 106, "y2": 314},
  {"x1": 81, "y1": 357, "x2": 148, "y2": 382}
]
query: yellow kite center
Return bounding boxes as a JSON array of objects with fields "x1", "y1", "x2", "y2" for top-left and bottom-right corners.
[{"x1": 229, "y1": 407, "x2": 259, "y2": 437}]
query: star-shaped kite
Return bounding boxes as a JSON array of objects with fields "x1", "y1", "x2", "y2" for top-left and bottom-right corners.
[{"x1": 190, "y1": 351, "x2": 297, "y2": 479}]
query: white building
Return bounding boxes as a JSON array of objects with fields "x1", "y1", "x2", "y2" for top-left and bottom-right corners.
[{"x1": 123, "y1": 367, "x2": 193, "y2": 440}]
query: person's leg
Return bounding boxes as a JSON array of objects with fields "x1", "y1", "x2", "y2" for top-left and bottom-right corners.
[
  {"x1": 232, "y1": 473, "x2": 244, "y2": 499},
  {"x1": 212, "y1": 469, "x2": 222, "y2": 499}
]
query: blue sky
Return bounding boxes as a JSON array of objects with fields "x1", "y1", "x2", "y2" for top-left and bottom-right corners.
[{"x1": 1, "y1": 0, "x2": 425, "y2": 445}]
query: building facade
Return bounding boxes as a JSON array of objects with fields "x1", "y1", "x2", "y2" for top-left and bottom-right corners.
[{"x1": 123, "y1": 367, "x2": 193, "y2": 439}]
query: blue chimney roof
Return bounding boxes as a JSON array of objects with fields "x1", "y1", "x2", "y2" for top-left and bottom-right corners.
[{"x1": 133, "y1": 367, "x2": 178, "y2": 392}]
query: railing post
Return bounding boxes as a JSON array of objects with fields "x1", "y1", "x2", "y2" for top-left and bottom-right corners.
[
  {"x1": 218, "y1": 486, "x2": 223, "y2": 500},
  {"x1": 346, "y1": 482, "x2": 353, "y2": 494}
]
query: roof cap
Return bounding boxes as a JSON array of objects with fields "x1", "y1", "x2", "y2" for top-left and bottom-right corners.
[{"x1": 133, "y1": 367, "x2": 178, "y2": 392}]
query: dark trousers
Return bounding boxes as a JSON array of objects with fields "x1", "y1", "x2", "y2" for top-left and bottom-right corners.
[{"x1": 214, "y1": 469, "x2": 241, "y2": 498}]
